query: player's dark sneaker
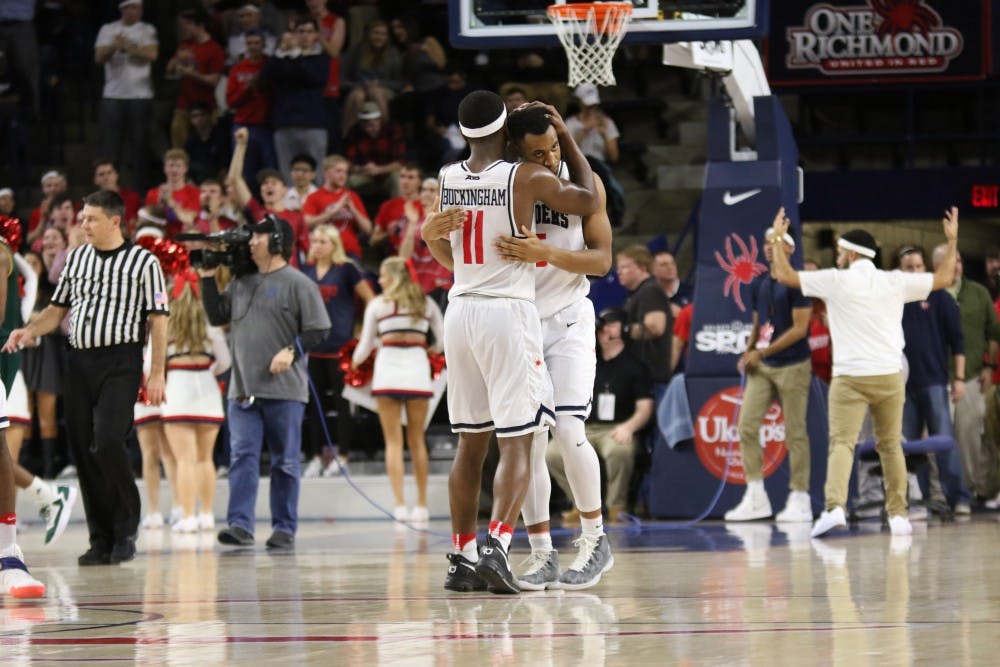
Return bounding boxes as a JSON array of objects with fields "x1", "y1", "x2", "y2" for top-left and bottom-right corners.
[
  {"x1": 475, "y1": 536, "x2": 520, "y2": 595},
  {"x1": 444, "y1": 553, "x2": 487, "y2": 592},
  {"x1": 517, "y1": 549, "x2": 561, "y2": 591},
  {"x1": 559, "y1": 533, "x2": 614, "y2": 590}
]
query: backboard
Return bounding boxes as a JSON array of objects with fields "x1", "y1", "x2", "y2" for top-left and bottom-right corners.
[{"x1": 448, "y1": 0, "x2": 770, "y2": 49}]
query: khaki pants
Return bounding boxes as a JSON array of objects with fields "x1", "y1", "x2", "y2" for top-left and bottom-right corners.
[
  {"x1": 737, "y1": 357, "x2": 812, "y2": 491},
  {"x1": 953, "y1": 379, "x2": 994, "y2": 497},
  {"x1": 546, "y1": 422, "x2": 634, "y2": 509},
  {"x1": 825, "y1": 372, "x2": 907, "y2": 516}
]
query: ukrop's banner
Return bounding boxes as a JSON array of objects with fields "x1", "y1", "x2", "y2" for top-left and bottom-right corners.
[{"x1": 767, "y1": 0, "x2": 990, "y2": 86}]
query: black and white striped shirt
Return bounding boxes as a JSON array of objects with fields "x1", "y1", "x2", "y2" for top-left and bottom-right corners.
[{"x1": 51, "y1": 241, "x2": 169, "y2": 349}]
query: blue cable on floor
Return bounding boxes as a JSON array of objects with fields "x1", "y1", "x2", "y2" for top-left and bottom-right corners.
[{"x1": 299, "y1": 340, "x2": 452, "y2": 539}]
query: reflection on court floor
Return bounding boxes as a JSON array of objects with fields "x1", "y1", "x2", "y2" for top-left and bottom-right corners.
[{"x1": 3, "y1": 517, "x2": 1000, "y2": 664}]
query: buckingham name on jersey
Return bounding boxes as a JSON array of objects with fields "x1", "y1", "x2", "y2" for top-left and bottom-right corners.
[
  {"x1": 439, "y1": 160, "x2": 535, "y2": 302},
  {"x1": 533, "y1": 162, "x2": 590, "y2": 319}
]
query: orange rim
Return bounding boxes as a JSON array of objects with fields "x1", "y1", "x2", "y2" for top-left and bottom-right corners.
[{"x1": 546, "y1": 2, "x2": 634, "y2": 22}]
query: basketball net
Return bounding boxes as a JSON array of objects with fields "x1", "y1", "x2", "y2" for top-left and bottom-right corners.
[{"x1": 547, "y1": 2, "x2": 633, "y2": 87}]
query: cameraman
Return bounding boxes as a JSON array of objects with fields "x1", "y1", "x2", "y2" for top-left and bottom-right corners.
[{"x1": 198, "y1": 215, "x2": 330, "y2": 550}]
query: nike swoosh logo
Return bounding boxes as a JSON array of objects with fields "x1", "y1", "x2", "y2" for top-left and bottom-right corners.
[
  {"x1": 575, "y1": 441, "x2": 586, "y2": 447},
  {"x1": 723, "y1": 189, "x2": 762, "y2": 206},
  {"x1": 566, "y1": 321, "x2": 577, "y2": 328}
]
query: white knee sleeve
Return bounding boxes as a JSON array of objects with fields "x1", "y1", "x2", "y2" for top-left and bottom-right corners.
[
  {"x1": 553, "y1": 415, "x2": 602, "y2": 513},
  {"x1": 520, "y1": 429, "x2": 552, "y2": 527}
]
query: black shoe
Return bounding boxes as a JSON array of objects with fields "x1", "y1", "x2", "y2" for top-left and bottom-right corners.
[
  {"x1": 110, "y1": 537, "x2": 136, "y2": 564},
  {"x1": 218, "y1": 525, "x2": 255, "y2": 546},
  {"x1": 444, "y1": 553, "x2": 488, "y2": 592},
  {"x1": 474, "y1": 536, "x2": 520, "y2": 595},
  {"x1": 265, "y1": 530, "x2": 294, "y2": 550},
  {"x1": 78, "y1": 546, "x2": 111, "y2": 566}
]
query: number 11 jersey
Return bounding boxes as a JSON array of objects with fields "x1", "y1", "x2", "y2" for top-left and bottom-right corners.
[{"x1": 438, "y1": 159, "x2": 535, "y2": 302}]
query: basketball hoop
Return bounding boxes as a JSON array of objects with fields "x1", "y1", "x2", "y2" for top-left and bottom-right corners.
[{"x1": 547, "y1": 2, "x2": 633, "y2": 87}]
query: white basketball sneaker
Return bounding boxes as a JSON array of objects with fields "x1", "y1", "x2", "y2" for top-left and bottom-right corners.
[
  {"x1": 724, "y1": 481, "x2": 773, "y2": 521},
  {"x1": 775, "y1": 491, "x2": 813, "y2": 523},
  {"x1": 1, "y1": 545, "x2": 46, "y2": 599}
]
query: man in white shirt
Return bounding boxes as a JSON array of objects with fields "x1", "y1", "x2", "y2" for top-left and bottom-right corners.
[
  {"x1": 768, "y1": 206, "x2": 959, "y2": 538},
  {"x1": 94, "y1": 0, "x2": 158, "y2": 190}
]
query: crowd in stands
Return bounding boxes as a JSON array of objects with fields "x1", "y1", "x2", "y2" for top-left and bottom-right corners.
[{"x1": 0, "y1": 1, "x2": 997, "y2": 529}]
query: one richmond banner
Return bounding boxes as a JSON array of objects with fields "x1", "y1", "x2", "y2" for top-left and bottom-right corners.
[{"x1": 766, "y1": 0, "x2": 991, "y2": 86}]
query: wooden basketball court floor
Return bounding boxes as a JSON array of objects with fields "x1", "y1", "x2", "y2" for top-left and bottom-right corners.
[{"x1": 3, "y1": 515, "x2": 999, "y2": 665}]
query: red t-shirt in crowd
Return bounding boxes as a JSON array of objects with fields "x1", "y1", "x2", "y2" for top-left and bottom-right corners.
[
  {"x1": 407, "y1": 217, "x2": 453, "y2": 294},
  {"x1": 247, "y1": 199, "x2": 309, "y2": 267},
  {"x1": 145, "y1": 184, "x2": 201, "y2": 238},
  {"x1": 119, "y1": 188, "x2": 141, "y2": 234},
  {"x1": 673, "y1": 302, "x2": 693, "y2": 343},
  {"x1": 302, "y1": 187, "x2": 367, "y2": 258},
  {"x1": 226, "y1": 57, "x2": 270, "y2": 125},
  {"x1": 808, "y1": 300, "x2": 832, "y2": 383},
  {"x1": 174, "y1": 38, "x2": 226, "y2": 110},
  {"x1": 373, "y1": 196, "x2": 422, "y2": 253},
  {"x1": 319, "y1": 12, "x2": 343, "y2": 97}
]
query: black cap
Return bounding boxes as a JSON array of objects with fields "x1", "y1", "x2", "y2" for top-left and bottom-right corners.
[{"x1": 597, "y1": 308, "x2": 627, "y2": 327}]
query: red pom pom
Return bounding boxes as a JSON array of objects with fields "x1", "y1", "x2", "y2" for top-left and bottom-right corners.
[
  {"x1": 138, "y1": 236, "x2": 190, "y2": 278},
  {"x1": 337, "y1": 339, "x2": 375, "y2": 387},
  {"x1": 428, "y1": 351, "x2": 446, "y2": 379},
  {"x1": 0, "y1": 216, "x2": 23, "y2": 251}
]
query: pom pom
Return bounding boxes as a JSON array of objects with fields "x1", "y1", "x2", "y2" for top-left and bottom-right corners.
[
  {"x1": 338, "y1": 339, "x2": 375, "y2": 387},
  {"x1": 0, "y1": 216, "x2": 23, "y2": 251},
  {"x1": 137, "y1": 236, "x2": 190, "y2": 278},
  {"x1": 428, "y1": 351, "x2": 446, "y2": 379}
]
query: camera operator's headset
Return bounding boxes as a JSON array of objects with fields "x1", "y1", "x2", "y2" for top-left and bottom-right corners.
[{"x1": 261, "y1": 213, "x2": 292, "y2": 258}]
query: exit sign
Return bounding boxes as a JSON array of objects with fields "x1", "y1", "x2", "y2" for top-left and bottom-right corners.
[{"x1": 971, "y1": 184, "x2": 999, "y2": 208}]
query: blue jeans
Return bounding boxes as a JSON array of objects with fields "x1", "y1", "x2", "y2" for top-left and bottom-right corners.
[
  {"x1": 903, "y1": 384, "x2": 970, "y2": 504},
  {"x1": 226, "y1": 398, "x2": 306, "y2": 535}
]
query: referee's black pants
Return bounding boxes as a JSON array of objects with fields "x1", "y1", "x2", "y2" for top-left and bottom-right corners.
[{"x1": 65, "y1": 343, "x2": 143, "y2": 551}]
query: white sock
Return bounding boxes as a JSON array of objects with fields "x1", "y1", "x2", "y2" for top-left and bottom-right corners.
[
  {"x1": 528, "y1": 532, "x2": 553, "y2": 555},
  {"x1": 580, "y1": 514, "x2": 604, "y2": 537},
  {"x1": 28, "y1": 477, "x2": 58, "y2": 507},
  {"x1": 494, "y1": 530, "x2": 512, "y2": 553},
  {"x1": 0, "y1": 522, "x2": 15, "y2": 550},
  {"x1": 459, "y1": 538, "x2": 478, "y2": 562}
]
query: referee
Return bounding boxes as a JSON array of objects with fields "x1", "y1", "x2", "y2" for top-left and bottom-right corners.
[{"x1": 4, "y1": 190, "x2": 169, "y2": 565}]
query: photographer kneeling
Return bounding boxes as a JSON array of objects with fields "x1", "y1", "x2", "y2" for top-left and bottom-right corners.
[{"x1": 198, "y1": 215, "x2": 330, "y2": 550}]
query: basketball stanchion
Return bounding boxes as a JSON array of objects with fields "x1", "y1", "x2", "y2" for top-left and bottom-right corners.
[{"x1": 547, "y1": 1, "x2": 633, "y2": 86}]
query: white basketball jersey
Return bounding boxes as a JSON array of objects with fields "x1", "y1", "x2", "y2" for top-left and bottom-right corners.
[
  {"x1": 439, "y1": 160, "x2": 535, "y2": 301},
  {"x1": 534, "y1": 162, "x2": 590, "y2": 319}
]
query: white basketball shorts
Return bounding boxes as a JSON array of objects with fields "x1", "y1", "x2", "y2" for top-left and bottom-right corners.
[
  {"x1": 444, "y1": 295, "x2": 554, "y2": 437},
  {"x1": 541, "y1": 297, "x2": 596, "y2": 420}
]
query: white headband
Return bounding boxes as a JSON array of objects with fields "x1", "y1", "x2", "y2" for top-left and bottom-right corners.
[
  {"x1": 135, "y1": 225, "x2": 165, "y2": 240},
  {"x1": 837, "y1": 238, "x2": 876, "y2": 258},
  {"x1": 40, "y1": 170, "x2": 62, "y2": 185},
  {"x1": 138, "y1": 208, "x2": 167, "y2": 226},
  {"x1": 764, "y1": 227, "x2": 795, "y2": 248},
  {"x1": 0, "y1": 188, "x2": 12, "y2": 198},
  {"x1": 459, "y1": 107, "x2": 507, "y2": 139}
]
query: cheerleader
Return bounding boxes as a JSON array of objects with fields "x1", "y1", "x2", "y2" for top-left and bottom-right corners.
[
  {"x1": 352, "y1": 257, "x2": 443, "y2": 522},
  {"x1": 161, "y1": 271, "x2": 229, "y2": 533}
]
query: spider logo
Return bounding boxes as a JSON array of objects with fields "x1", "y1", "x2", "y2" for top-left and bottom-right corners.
[
  {"x1": 714, "y1": 233, "x2": 766, "y2": 313},
  {"x1": 871, "y1": 0, "x2": 941, "y2": 37}
]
